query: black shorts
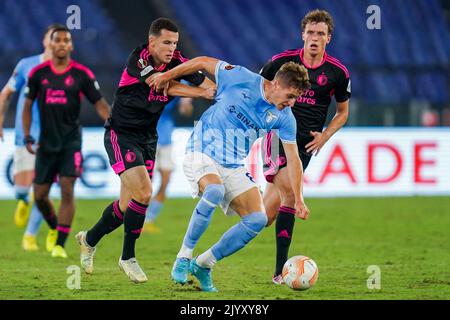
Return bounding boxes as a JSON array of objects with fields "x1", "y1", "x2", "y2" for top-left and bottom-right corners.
[
  {"x1": 104, "y1": 128, "x2": 157, "y2": 178},
  {"x1": 34, "y1": 148, "x2": 83, "y2": 184},
  {"x1": 262, "y1": 131, "x2": 313, "y2": 183}
]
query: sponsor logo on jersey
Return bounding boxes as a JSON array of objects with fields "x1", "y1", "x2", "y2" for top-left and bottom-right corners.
[
  {"x1": 228, "y1": 105, "x2": 237, "y2": 114},
  {"x1": 45, "y1": 88, "x2": 67, "y2": 105},
  {"x1": 297, "y1": 89, "x2": 316, "y2": 105},
  {"x1": 228, "y1": 105, "x2": 258, "y2": 129},
  {"x1": 147, "y1": 87, "x2": 168, "y2": 103}
]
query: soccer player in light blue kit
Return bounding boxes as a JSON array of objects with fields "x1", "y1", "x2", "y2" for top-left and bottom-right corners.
[
  {"x1": 150, "y1": 57, "x2": 311, "y2": 291},
  {"x1": 144, "y1": 94, "x2": 193, "y2": 233},
  {"x1": 0, "y1": 24, "x2": 64, "y2": 251}
]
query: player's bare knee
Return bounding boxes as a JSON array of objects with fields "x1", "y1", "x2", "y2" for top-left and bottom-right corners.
[
  {"x1": 33, "y1": 189, "x2": 48, "y2": 203},
  {"x1": 35, "y1": 196, "x2": 50, "y2": 210},
  {"x1": 133, "y1": 186, "x2": 152, "y2": 204},
  {"x1": 60, "y1": 189, "x2": 74, "y2": 203}
]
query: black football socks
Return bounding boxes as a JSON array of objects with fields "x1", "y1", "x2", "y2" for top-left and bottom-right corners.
[
  {"x1": 275, "y1": 206, "x2": 296, "y2": 276},
  {"x1": 86, "y1": 200, "x2": 124, "y2": 247},
  {"x1": 121, "y1": 199, "x2": 148, "y2": 260}
]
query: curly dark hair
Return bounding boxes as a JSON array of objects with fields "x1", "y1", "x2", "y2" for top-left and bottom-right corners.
[{"x1": 301, "y1": 9, "x2": 334, "y2": 35}]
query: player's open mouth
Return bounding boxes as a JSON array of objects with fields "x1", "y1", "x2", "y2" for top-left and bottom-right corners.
[{"x1": 310, "y1": 44, "x2": 318, "y2": 49}]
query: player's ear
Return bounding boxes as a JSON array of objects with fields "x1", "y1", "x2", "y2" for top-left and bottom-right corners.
[
  {"x1": 67, "y1": 39, "x2": 74, "y2": 52},
  {"x1": 148, "y1": 35, "x2": 156, "y2": 48},
  {"x1": 326, "y1": 34, "x2": 331, "y2": 44},
  {"x1": 301, "y1": 31, "x2": 306, "y2": 42},
  {"x1": 273, "y1": 79, "x2": 281, "y2": 91}
]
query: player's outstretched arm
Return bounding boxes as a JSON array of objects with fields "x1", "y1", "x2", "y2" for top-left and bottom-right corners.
[
  {"x1": 283, "y1": 142, "x2": 310, "y2": 220},
  {"x1": 0, "y1": 86, "x2": 15, "y2": 142},
  {"x1": 94, "y1": 98, "x2": 111, "y2": 121},
  {"x1": 306, "y1": 99, "x2": 349, "y2": 155},
  {"x1": 166, "y1": 81, "x2": 216, "y2": 100},
  {"x1": 148, "y1": 56, "x2": 220, "y2": 91},
  {"x1": 22, "y1": 97, "x2": 35, "y2": 154}
]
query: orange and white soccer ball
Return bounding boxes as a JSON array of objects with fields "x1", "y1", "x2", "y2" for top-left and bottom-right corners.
[{"x1": 282, "y1": 255, "x2": 319, "y2": 290}]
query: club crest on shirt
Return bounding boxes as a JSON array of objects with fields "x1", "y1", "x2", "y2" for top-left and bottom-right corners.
[
  {"x1": 317, "y1": 73, "x2": 328, "y2": 86},
  {"x1": 137, "y1": 58, "x2": 148, "y2": 69},
  {"x1": 265, "y1": 111, "x2": 278, "y2": 123},
  {"x1": 65, "y1": 75, "x2": 74, "y2": 87},
  {"x1": 224, "y1": 64, "x2": 235, "y2": 70}
]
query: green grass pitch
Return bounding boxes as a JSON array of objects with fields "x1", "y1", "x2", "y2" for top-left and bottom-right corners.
[{"x1": 0, "y1": 196, "x2": 449, "y2": 300}]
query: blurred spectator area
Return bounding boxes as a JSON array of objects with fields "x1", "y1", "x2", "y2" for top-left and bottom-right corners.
[
  {"x1": 0, "y1": 0, "x2": 449, "y2": 127},
  {"x1": 169, "y1": 0, "x2": 450, "y2": 126}
]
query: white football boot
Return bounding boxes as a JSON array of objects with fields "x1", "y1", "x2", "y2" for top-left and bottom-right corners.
[
  {"x1": 118, "y1": 257, "x2": 148, "y2": 283},
  {"x1": 75, "y1": 231, "x2": 96, "y2": 274}
]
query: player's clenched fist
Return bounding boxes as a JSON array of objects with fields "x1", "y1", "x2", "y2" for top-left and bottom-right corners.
[
  {"x1": 295, "y1": 200, "x2": 310, "y2": 220},
  {"x1": 148, "y1": 72, "x2": 169, "y2": 91},
  {"x1": 201, "y1": 86, "x2": 217, "y2": 100}
]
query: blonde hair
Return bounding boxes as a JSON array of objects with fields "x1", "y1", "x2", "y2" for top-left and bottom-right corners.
[
  {"x1": 275, "y1": 62, "x2": 311, "y2": 92},
  {"x1": 301, "y1": 9, "x2": 334, "y2": 35}
]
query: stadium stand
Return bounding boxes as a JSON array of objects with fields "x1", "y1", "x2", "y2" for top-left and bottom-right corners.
[
  {"x1": 0, "y1": 0, "x2": 448, "y2": 125},
  {"x1": 169, "y1": 0, "x2": 449, "y2": 104}
]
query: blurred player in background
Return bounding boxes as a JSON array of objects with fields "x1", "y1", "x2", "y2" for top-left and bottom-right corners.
[
  {"x1": 76, "y1": 18, "x2": 215, "y2": 283},
  {"x1": 0, "y1": 23, "x2": 64, "y2": 251},
  {"x1": 150, "y1": 57, "x2": 310, "y2": 292},
  {"x1": 260, "y1": 9, "x2": 351, "y2": 284},
  {"x1": 143, "y1": 95, "x2": 194, "y2": 233},
  {"x1": 23, "y1": 26, "x2": 110, "y2": 259}
]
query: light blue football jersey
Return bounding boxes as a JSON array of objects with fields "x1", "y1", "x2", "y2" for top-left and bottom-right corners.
[
  {"x1": 157, "y1": 96, "x2": 178, "y2": 146},
  {"x1": 6, "y1": 54, "x2": 42, "y2": 146},
  {"x1": 187, "y1": 60, "x2": 297, "y2": 168},
  {"x1": 157, "y1": 80, "x2": 191, "y2": 146}
]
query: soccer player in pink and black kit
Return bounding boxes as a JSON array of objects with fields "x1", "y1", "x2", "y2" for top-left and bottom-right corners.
[
  {"x1": 76, "y1": 18, "x2": 215, "y2": 283},
  {"x1": 23, "y1": 26, "x2": 111, "y2": 259},
  {"x1": 260, "y1": 10, "x2": 351, "y2": 284}
]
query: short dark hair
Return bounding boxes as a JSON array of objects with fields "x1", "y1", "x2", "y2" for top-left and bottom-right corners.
[
  {"x1": 275, "y1": 62, "x2": 311, "y2": 92},
  {"x1": 149, "y1": 18, "x2": 178, "y2": 37},
  {"x1": 301, "y1": 9, "x2": 334, "y2": 35},
  {"x1": 44, "y1": 23, "x2": 66, "y2": 38},
  {"x1": 50, "y1": 26, "x2": 71, "y2": 40}
]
